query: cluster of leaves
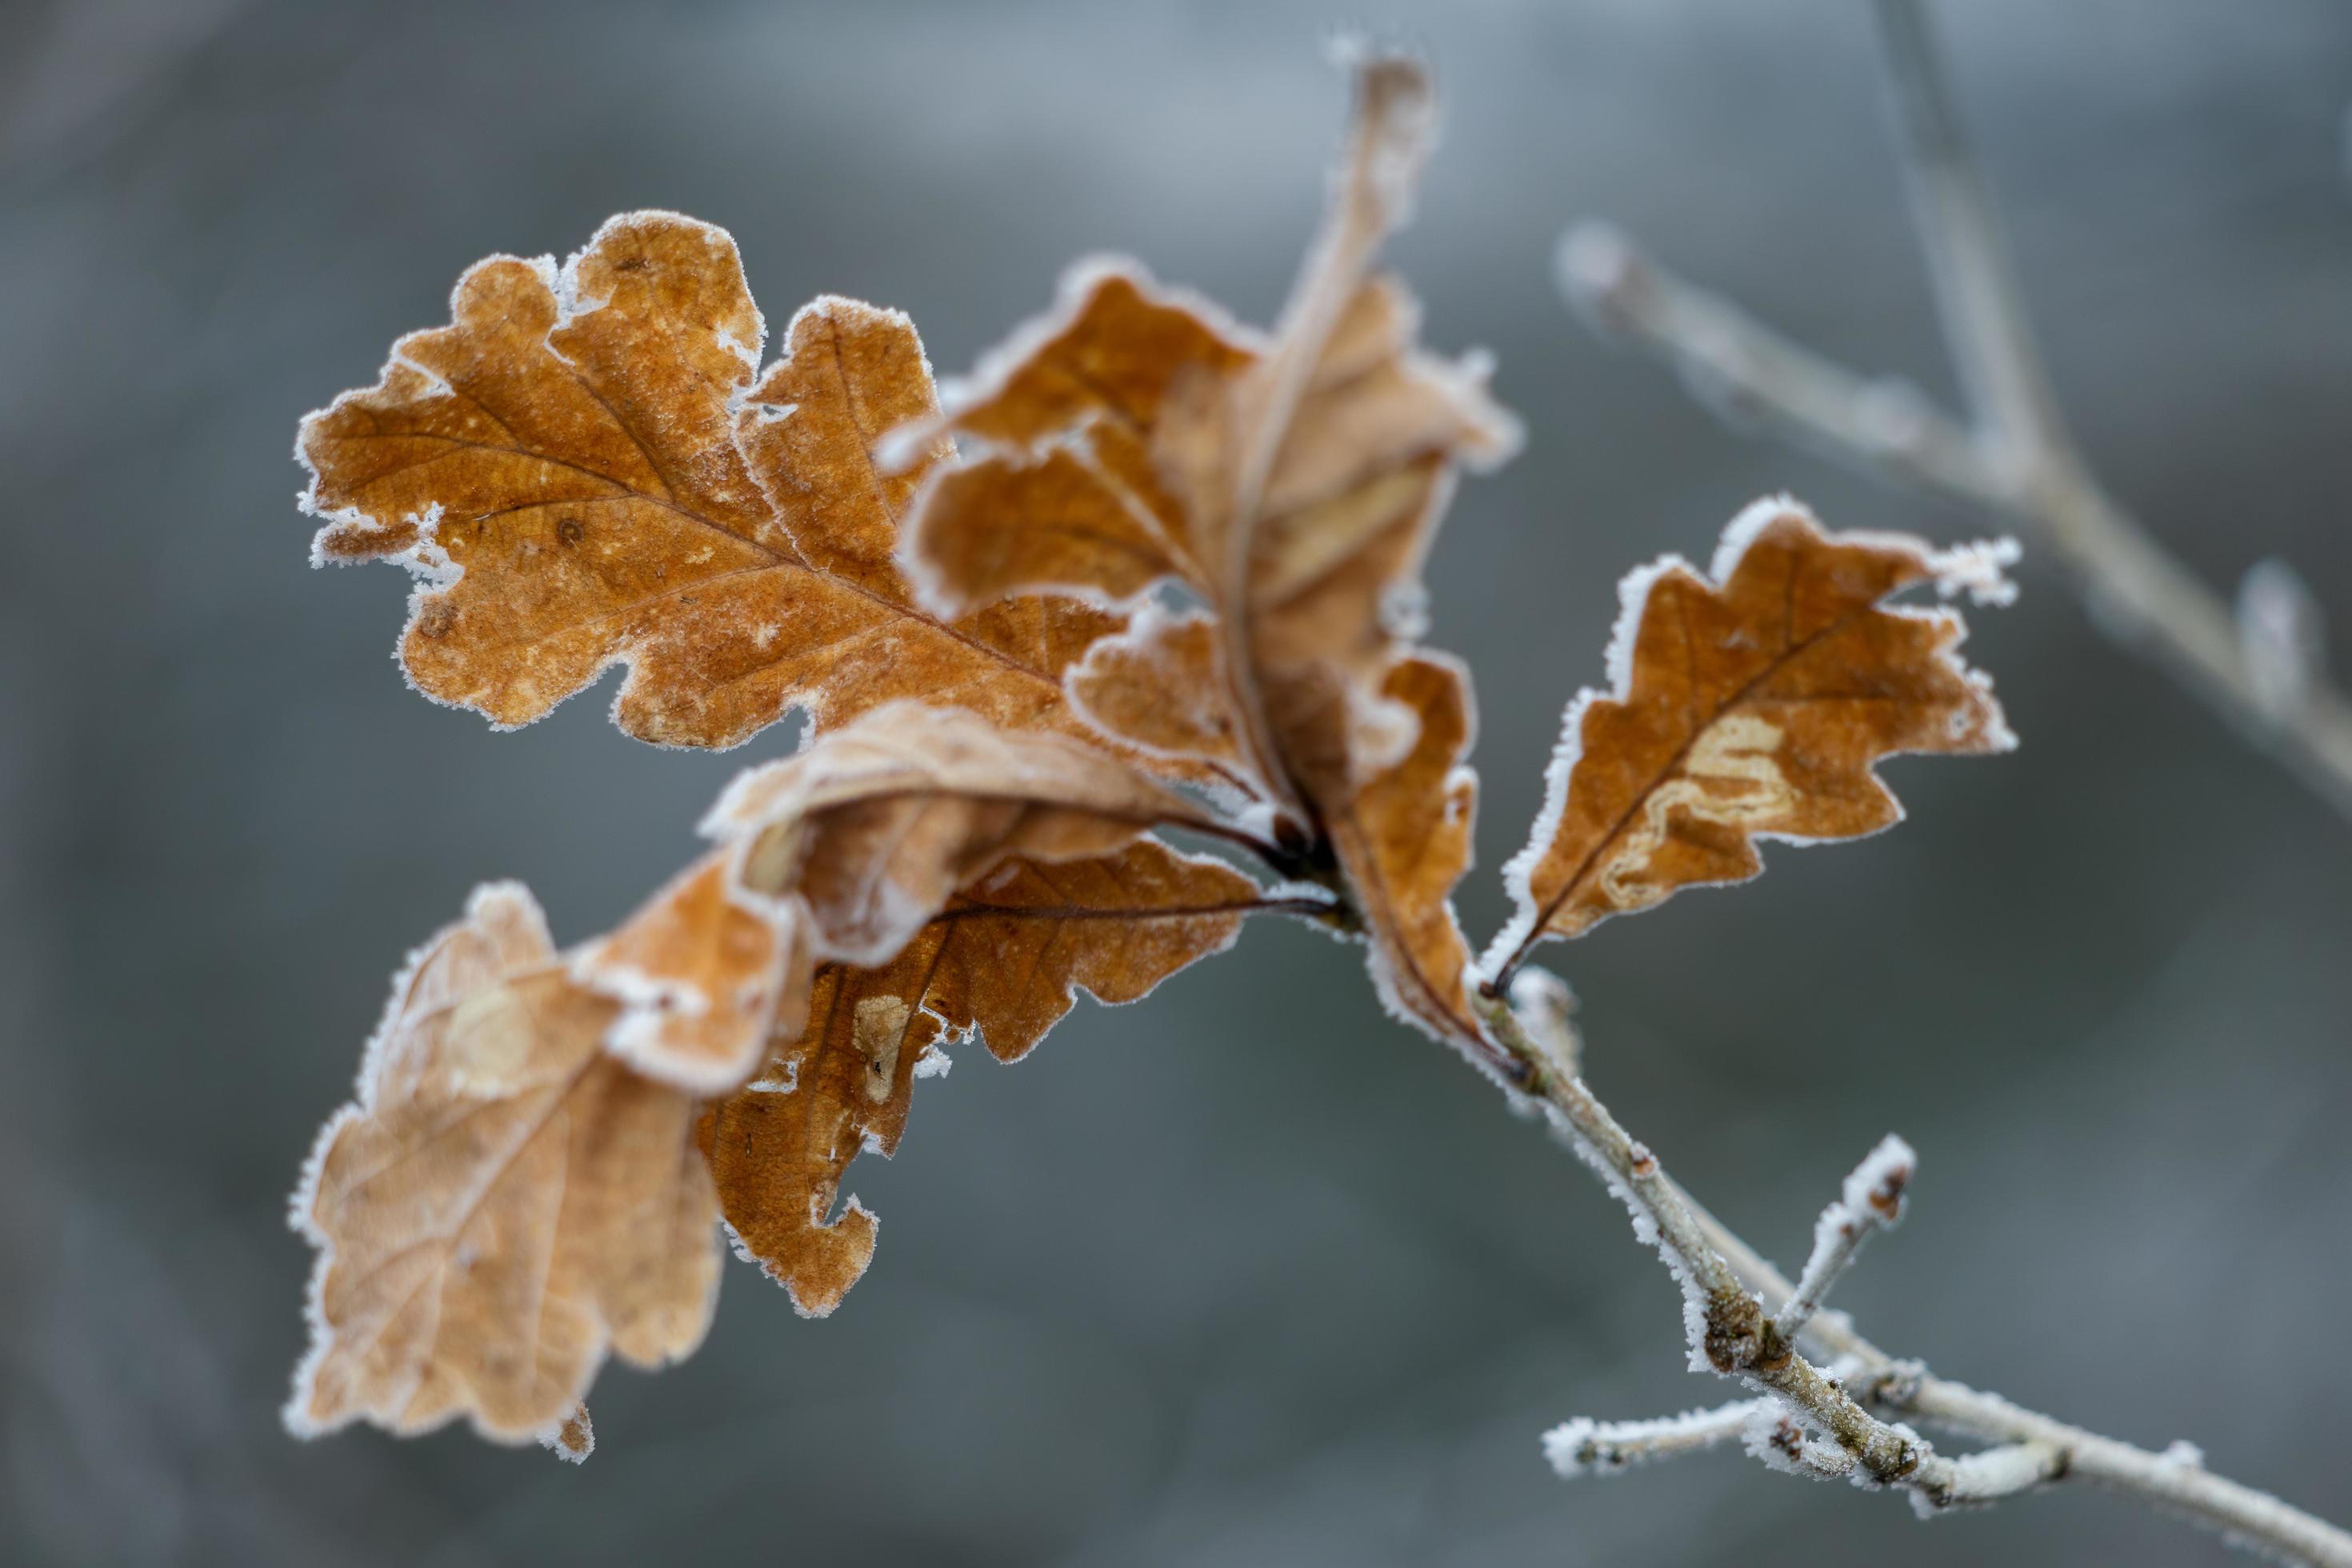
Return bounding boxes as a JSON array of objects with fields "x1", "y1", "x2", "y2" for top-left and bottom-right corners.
[{"x1": 285, "y1": 54, "x2": 2014, "y2": 1460}]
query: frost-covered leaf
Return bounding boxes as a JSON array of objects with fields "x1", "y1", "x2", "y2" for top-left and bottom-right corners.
[
  {"x1": 1318, "y1": 654, "x2": 1482, "y2": 1044},
  {"x1": 1066, "y1": 605, "x2": 1246, "y2": 772},
  {"x1": 700, "y1": 838, "x2": 1260, "y2": 1314},
  {"x1": 571, "y1": 855, "x2": 801, "y2": 1095},
  {"x1": 706, "y1": 701, "x2": 1227, "y2": 964},
  {"x1": 903, "y1": 58, "x2": 1514, "y2": 798},
  {"x1": 287, "y1": 884, "x2": 718, "y2": 1448},
  {"x1": 899, "y1": 262, "x2": 1254, "y2": 612},
  {"x1": 904, "y1": 54, "x2": 1514, "y2": 1044},
  {"x1": 1488, "y1": 502, "x2": 2014, "y2": 971},
  {"x1": 569, "y1": 700, "x2": 1232, "y2": 1099},
  {"x1": 287, "y1": 703, "x2": 1250, "y2": 1451},
  {"x1": 300, "y1": 212, "x2": 1141, "y2": 759},
  {"x1": 283, "y1": 50, "x2": 1555, "y2": 1475}
]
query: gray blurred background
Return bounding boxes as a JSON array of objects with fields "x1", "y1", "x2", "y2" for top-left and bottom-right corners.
[{"x1": 4, "y1": 1, "x2": 2350, "y2": 1562}]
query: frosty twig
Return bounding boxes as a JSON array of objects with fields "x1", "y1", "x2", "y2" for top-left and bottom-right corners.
[
  {"x1": 1544, "y1": 1401, "x2": 1761, "y2": 1478},
  {"x1": 1777, "y1": 1133, "x2": 1911, "y2": 1343},
  {"x1": 1478, "y1": 990, "x2": 2352, "y2": 1563},
  {"x1": 1558, "y1": 0, "x2": 2352, "y2": 824}
]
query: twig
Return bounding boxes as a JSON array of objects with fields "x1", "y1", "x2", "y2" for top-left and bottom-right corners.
[
  {"x1": 1506, "y1": 966, "x2": 1580, "y2": 1081},
  {"x1": 1556, "y1": 0, "x2": 2352, "y2": 823},
  {"x1": 1545, "y1": 1400, "x2": 1762, "y2": 1478},
  {"x1": 1778, "y1": 1133, "x2": 1912, "y2": 1343},
  {"x1": 1472, "y1": 990, "x2": 2352, "y2": 1562}
]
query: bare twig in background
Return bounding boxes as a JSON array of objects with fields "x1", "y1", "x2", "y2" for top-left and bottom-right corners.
[
  {"x1": 1558, "y1": 0, "x2": 2352, "y2": 822},
  {"x1": 1478, "y1": 991, "x2": 2352, "y2": 1563}
]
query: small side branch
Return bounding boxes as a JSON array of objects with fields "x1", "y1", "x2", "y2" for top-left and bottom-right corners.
[
  {"x1": 1557, "y1": 0, "x2": 2352, "y2": 823},
  {"x1": 1545, "y1": 1400, "x2": 1762, "y2": 1478},
  {"x1": 1778, "y1": 1133, "x2": 1913, "y2": 1342},
  {"x1": 1476, "y1": 990, "x2": 2352, "y2": 1563},
  {"x1": 1924, "y1": 1439, "x2": 2069, "y2": 1509}
]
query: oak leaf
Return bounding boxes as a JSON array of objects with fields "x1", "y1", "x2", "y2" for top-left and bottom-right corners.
[
  {"x1": 699, "y1": 837, "x2": 1262, "y2": 1315},
  {"x1": 1065, "y1": 604, "x2": 1247, "y2": 773},
  {"x1": 903, "y1": 54, "x2": 1514, "y2": 1046},
  {"x1": 1486, "y1": 502, "x2": 2015, "y2": 974},
  {"x1": 1322, "y1": 654, "x2": 1482, "y2": 1042},
  {"x1": 570, "y1": 855, "x2": 801, "y2": 1095},
  {"x1": 300, "y1": 212, "x2": 1158, "y2": 769},
  {"x1": 287, "y1": 883, "x2": 719, "y2": 1448},
  {"x1": 705, "y1": 700, "x2": 1230, "y2": 959},
  {"x1": 897, "y1": 261, "x2": 1257, "y2": 612},
  {"x1": 567, "y1": 700, "x2": 1238, "y2": 1095}
]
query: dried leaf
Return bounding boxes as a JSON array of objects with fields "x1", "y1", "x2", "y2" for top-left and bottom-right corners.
[
  {"x1": 571, "y1": 855, "x2": 801, "y2": 1095},
  {"x1": 700, "y1": 838, "x2": 1260, "y2": 1314},
  {"x1": 902, "y1": 430, "x2": 1194, "y2": 611},
  {"x1": 1488, "y1": 502, "x2": 2014, "y2": 972},
  {"x1": 287, "y1": 884, "x2": 718, "y2": 1446},
  {"x1": 706, "y1": 702, "x2": 1227, "y2": 966},
  {"x1": 1064, "y1": 605, "x2": 1246, "y2": 774},
  {"x1": 898, "y1": 262, "x2": 1255, "y2": 608},
  {"x1": 301, "y1": 213, "x2": 1138, "y2": 760},
  {"x1": 1320, "y1": 654, "x2": 1481, "y2": 1043},
  {"x1": 904, "y1": 54, "x2": 1514, "y2": 1042},
  {"x1": 287, "y1": 702, "x2": 1245, "y2": 1446},
  {"x1": 906, "y1": 270, "x2": 1507, "y2": 786},
  {"x1": 566, "y1": 699, "x2": 1234, "y2": 1101},
  {"x1": 929, "y1": 260, "x2": 1261, "y2": 459}
]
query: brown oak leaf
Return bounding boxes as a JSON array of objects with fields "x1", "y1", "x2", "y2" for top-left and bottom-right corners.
[
  {"x1": 1323, "y1": 653, "x2": 1482, "y2": 1043},
  {"x1": 705, "y1": 701, "x2": 1233, "y2": 962},
  {"x1": 1486, "y1": 501, "x2": 2015, "y2": 974},
  {"x1": 699, "y1": 837, "x2": 1262, "y2": 1314},
  {"x1": 897, "y1": 261, "x2": 1258, "y2": 613},
  {"x1": 570, "y1": 854, "x2": 802, "y2": 1095},
  {"x1": 1065, "y1": 604, "x2": 1246, "y2": 773},
  {"x1": 300, "y1": 211, "x2": 1166, "y2": 770},
  {"x1": 566, "y1": 699, "x2": 1240, "y2": 1098},
  {"x1": 287, "y1": 883, "x2": 719, "y2": 1447},
  {"x1": 903, "y1": 54, "x2": 1514, "y2": 1044}
]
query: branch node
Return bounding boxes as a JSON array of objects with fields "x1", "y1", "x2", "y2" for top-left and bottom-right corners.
[
  {"x1": 1703, "y1": 1286, "x2": 1768, "y2": 1374},
  {"x1": 1862, "y1": 1357, "x2": 1931, "y2": 1412},
  {"x1": 1744, "y1": 1406, "x2": 1862, "y2": 1482}
]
